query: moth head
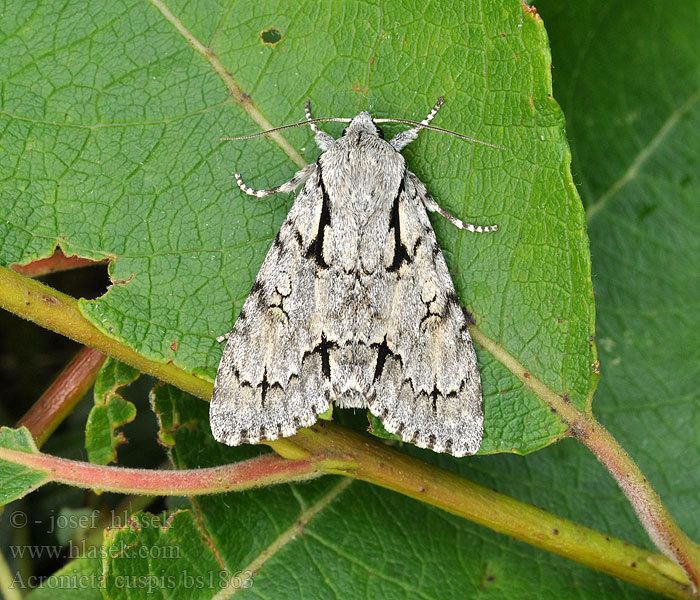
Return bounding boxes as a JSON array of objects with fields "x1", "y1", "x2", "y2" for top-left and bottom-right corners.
[{"x1": 342, "y1": 112, "x2": 385, "y2": 139}]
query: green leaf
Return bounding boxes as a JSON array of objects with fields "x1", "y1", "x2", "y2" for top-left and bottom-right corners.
[
  {"x1": 6, "y1": 2, "x2": 698, "y2": 598},
  {"x1": 93, "y1": 2, "x2": 700, "y2": 597},
  {"x1": 0, "y1": 0, "x2": 595, "y2": 454},
  {"x1": 25, "y1": 556, "x2": 103, "y2": 600},
  {"x1": 537, "y1": 0, "x2": 700, "y2": 542},
  {"x1": 0, "y1": 427, "x2": 47, "y2": 505},
  {"x1": 85, "y1": 358, "x2": 139, "y2": 465},
  {"x1": 102, "y1": 511, "x2": 228, "y2": 598},
  {"x1": 367, "y1": 413, "x2": 396, "y2": 441}
]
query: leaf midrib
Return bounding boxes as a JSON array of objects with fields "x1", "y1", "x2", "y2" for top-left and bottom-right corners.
[
  {"x1": 586, "y1": 88, "x2": 700, "y2": 222},
  {"x1": 147, "y1": 0, "x2": 305, "y2": 168},
  {"x1": 211, "y1": 478, "x2": 352, "y2": 599}
]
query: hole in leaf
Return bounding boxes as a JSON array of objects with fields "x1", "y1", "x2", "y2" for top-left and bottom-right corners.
[
  {"x1": 44, "y1": 262, "x2": 111, "y2": 300},
  {"x1": 0, "y1": 260, "x2": 111, "y2": 413},
  {"x1": 13, "y1": 248, "x2": 112, "y2": 300},
  {"x1": 260, "y1": 28, "x2": 282, "y2": 45}
]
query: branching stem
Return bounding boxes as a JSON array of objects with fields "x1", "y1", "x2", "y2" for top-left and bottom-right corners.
[{"x1": 0, "y1": 265, "x2": 698, "y2": 598}]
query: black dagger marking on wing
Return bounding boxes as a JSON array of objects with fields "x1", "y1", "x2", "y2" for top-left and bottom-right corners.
[
  {"x1": 387, "y1": 176, "x2": 412, "y2": 272},
  {"x1": 305, "y1": 163, "x2": 332, "y2": 269}
]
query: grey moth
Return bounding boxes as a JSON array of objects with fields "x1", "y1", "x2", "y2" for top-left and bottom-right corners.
[{"x1": 210, "y1": 99, "x2": 497, "y2": 456}]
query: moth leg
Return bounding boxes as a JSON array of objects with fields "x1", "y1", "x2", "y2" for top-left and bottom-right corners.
[
  {"x1": 423, "y1": 194, "x2": 498, "y2": 233},
  {"x1": 389, "y1": 97, "x2": 444, "y2": 151},
  {"x1": 304, "y1": 100, "x2": 335, "y2": 151},
  {"x1": 216, "y1": 332, "x2": 230, "y2": 343},
  {"x1": 409, "y1": 173, "x2": 498, "y2": 233},
  {"x1": 234, "y1": 163, "x2": 316, "y2": 198}
]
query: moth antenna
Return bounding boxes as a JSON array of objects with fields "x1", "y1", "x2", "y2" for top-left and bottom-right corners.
[
  {"x1": 385, "y1": 97, "x2": 445, "y2": 150},
  {"x1": 375, "y1": 119, "x2": 507, "y2": 151},
  {"x1": 421, "y1": 97, "x2": 445, "y2": 126},
  {"x1": 305, "y1": 100, "x2": 336, "y2": 151},
  {"x1": 304, "y1": 100, "x2": 321, "y2": 135},
  {"x1": 222, "y1": 106, "x2": 506, "y2": 151},
  {"x1": 221, "y1": 117, "x2": 351, "y2": 141}
]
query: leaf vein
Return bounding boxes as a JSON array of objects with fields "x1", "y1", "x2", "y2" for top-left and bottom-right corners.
[
  {"x1": 587, "y1": 88, "x2": 700, "y2": 221},
  {"x1": 212, "y1": 478, "x2": 351, "y2": 599},
  {"x1": 147, "y1": 0, "x2": 305, "y2": 167}
]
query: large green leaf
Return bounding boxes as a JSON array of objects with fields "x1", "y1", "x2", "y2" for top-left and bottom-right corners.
[
  {"x1": 27, "y1": 1, "x2": 699, "y2": 597},
  {"x1": 6, "y1": 1, "x2": 699, "y2": 598},
  {"x1": 0, "y1": 0, "x2": 595, "y2": 454},
  {"x1": 537, "y1": 0, "x2": 700, "y2": 541}
]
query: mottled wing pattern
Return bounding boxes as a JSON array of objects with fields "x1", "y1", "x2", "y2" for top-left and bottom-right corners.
[
  {"x1": 212, "y1": 111, "x2": 485, "y2": 456},
  {"x1": 210, "y1": 165, "x2": 333, "y2": 446},
  {"x1": 368, "y1": 171, "x2": 483, "y2": 456}
]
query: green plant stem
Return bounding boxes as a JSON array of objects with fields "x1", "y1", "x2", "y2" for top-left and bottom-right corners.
[
  {"x1": 287, "y1": 421, "x2": 695, "y2": 599},
  {"x1": 17, "y1": 346, "x2": 106, "y2": 446},
  {"x1": 473, "y1": 328, "x2": 700, "y2": 589},
  {"x1": 0, "y1": 265, "x2": 697, "y2": 597},
  {"x1": 0, "y1": 266, "x2": 211, "y2": 400},
  {"x1": 0, "y1": 444, "x2": 324, "y2": 496}
]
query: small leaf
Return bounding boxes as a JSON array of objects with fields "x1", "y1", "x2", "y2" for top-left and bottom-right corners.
[
  {"x1": 150, "y1": 384, "x2": 184, "y2": 448},
  {"x1": 317, "y1": 404, "x2": 333, "y2": 421},
  {"x1": 0, "y1": 427, "x2": 47, "y2": 505},
  {"x1": 25, "y1": 556, "x2": 103, "y2": 600},
  {"x1": 102, "y1": 511, "x2": 228, "y2": 598},
  {"x1": 367, "y1": 413, "x2": 398, "y2": 441},
  {"x1": 85, "y1": 358, "x2": 139, "y2": 465}
]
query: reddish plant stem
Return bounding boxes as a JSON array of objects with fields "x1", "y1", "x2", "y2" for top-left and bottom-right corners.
[
  {"x1": 472, "y1": 328, "x2": 700, "y2": 590},
  {"x1": 0, "y1": 446, "x2": 325, "y2": 496},
  {"x1": 17, "y1": 347, "x2": 106, "y2": 446},
  {"x1": 11, "y1": 248, "x2": 108, "y2": 278},
  {"x1": 576, "y1": 419, "x2": 700, "y2": 590}
]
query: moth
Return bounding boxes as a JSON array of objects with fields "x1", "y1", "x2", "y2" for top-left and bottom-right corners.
[{"x1": 211, "y1": 99, "x2": 498, "y2": 456}]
